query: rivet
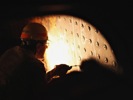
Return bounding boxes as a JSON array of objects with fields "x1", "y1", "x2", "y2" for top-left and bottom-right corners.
[
  {"x1": 96, "y1": 41, "x2": 99, "y2": 47},
  {"x1": 90, "y1": 51, "x2": 93, "y2": 56},
  {"x1": 89, "y1": 39, "x2": 92, "y2": 43},
  {"x1": 113, "y1": 61, "x2": 117, "y2": 67},
  {"x1": 84, "y1": 48, "x2": 86, "y2": 52},
  {"x1": 104, "y1": 57, "x2": 108, "y2": 63},
  {"x1": 103, "y1": 44, "x2": 107, "y2": 50},
  {"x1": 81, "y1": 23, "x2": 84, "y2": 28},
  {"x1": 88, "y1": 26, "x2": 91, "y2": 31},
  {"x1": 97, "y1": 54, "x2": 100, "y2": 59}
]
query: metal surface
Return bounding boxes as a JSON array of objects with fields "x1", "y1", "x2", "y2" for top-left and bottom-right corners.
[{"x1": 30, "y1": 15, "x2": 121, "y2": 73}]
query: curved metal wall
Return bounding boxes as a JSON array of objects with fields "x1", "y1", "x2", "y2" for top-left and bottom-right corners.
[{"x1": 31, "y1": 14, "x2": 121, "y2": 73}]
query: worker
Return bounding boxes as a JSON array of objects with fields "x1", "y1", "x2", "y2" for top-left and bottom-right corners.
[{"x1": 0, "y1": 22, "x2": 71, "y2": 100}]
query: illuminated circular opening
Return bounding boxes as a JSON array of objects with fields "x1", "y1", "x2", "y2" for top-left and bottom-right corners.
[{"x1": 29, "y1": 14, "x2": 121, "y2": 74}]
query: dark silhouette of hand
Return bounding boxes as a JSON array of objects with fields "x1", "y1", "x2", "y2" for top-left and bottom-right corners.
[{"x1": 53, "y1": 64, "x2": 72, "y2": 77}]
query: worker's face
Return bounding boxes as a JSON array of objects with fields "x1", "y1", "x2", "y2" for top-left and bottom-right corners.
[{"x1": 35, "y1": 42, "x2": 48, "y2": 59}]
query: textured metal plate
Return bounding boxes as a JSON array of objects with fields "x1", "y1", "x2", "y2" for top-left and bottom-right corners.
[{"x1": 31, "y1": 15, "x2": 121, "y2": 73}]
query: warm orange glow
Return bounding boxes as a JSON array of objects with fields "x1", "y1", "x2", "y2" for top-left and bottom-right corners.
[
  {"x1": 33, "y1": 15, "x2": 120, "y2": 74},
  {"x1": 45, "y1": 33, "x2": 72, "y2": 72}
]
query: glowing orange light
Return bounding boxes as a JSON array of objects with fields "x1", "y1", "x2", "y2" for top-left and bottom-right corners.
[
  {"x1": 45, "y1": 34, "x2": 72, "y2": 72},
  {"x1": 34, "y1": 15, "x2": 120, "y2": 74}
]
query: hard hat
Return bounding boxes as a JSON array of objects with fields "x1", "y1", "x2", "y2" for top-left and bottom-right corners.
[{"x1": 20, "y1": 22, "x2": 48, "y2": 41}]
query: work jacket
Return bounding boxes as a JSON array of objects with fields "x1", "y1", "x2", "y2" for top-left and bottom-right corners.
[{"x1": 0, "y1": 46, "x2": 47, "y2": 100}]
